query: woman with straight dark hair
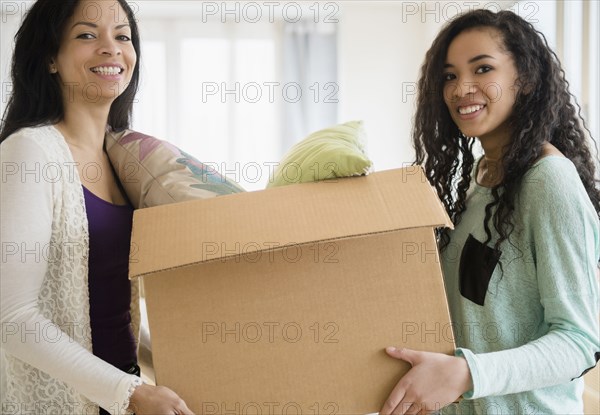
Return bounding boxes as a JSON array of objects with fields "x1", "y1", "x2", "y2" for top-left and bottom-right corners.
[
  {"x1": 0, "y1": 0, "x2": 193, "y2": 413},
  {"x1": 379, "y1": 9, "x2": 600, "y2": 415}
]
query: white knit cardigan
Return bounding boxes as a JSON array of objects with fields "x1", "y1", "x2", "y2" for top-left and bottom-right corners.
[{"x1": 0, "y1": 125, "x2": 142, "y2": 415}]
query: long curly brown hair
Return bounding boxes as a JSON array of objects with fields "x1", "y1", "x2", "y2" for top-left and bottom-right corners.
[{"x1": 413, "y1": 9, "x2": 600, "y2": 251}]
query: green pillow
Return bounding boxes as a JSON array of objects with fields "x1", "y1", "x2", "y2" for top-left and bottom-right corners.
[{"x1": 267, "y1": 120, "x2": 372, "y2": 188}]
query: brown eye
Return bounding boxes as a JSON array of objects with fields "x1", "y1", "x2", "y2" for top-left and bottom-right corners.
[
  {"x1": 476, "y1": 65, "x2": 492, "y2": 74},
  {"x1": 444, "y1": 72, "x2": 456, "y2": 82}
]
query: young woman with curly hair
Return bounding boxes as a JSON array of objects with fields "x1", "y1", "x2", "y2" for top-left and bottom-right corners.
[{"x1": 380, "y1": 9, "x2": 600, "y2": 415}]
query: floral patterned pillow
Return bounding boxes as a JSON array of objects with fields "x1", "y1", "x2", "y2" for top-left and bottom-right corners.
[{"x1": 105, "y1": 130, "x2": 245, "y2": 209}]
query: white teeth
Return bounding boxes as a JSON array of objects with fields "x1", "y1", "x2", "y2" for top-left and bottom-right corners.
[
  {"x1": 459, "y1": 104, "x2": 484, "y2": 115},
  {"x1": 91, "y1": 66, "x2": 122, "y2": 75}
]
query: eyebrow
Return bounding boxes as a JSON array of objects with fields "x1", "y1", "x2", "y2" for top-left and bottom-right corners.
[
  {"x1": 71, "y1": 21, "x2": 130, "y2": 30},
  {"x1": 444, "y1": 54, "x2": 496, "y2": 68}
]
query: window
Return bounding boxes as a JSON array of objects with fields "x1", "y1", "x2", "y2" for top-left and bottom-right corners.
[
  {"x1": 133, "y1": 17, "x2": 283, "y2": 190},
  {"x1": 518, "y1": 0, "x2": 600, "y2": 146}
]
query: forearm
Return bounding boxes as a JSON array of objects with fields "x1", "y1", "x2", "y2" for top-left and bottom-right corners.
[
  {"x1": 458, "y1": 314, "x2": 599, "y2": 399},
  {"x1": 1, "y1": 292, "x2": 141, "y2": 413}
]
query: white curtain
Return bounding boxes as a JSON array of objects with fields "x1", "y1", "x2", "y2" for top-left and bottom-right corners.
[{"x1": 281, "y1": 20, "x2": 338, "y2": 149}]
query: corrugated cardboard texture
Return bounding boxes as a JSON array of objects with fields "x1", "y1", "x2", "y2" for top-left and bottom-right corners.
[
  {"x1": 129, "y1": 167, "x2": 452, "y2": 279},
  {"x1": 144, "y1": 229, "x2": 454, "y2": 414}
]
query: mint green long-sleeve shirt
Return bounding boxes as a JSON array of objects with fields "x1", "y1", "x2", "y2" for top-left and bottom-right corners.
[{"x1": 441, "y1": 156, "x2": 600, "y2": 415}]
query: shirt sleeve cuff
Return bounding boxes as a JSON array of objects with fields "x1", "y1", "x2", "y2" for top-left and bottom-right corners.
[
  {"x1": 455, "y1": 347, "x2": 479, "y2": 399},
  {"x1": 112, "y1": 375, "x2": 144, "y2": 415}
]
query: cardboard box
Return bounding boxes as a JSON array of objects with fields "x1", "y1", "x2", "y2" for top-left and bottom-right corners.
[
  {"x1": 584, "y1": 364, "x2": 600, "y2": 414},
  {"x1": 129, "y1": 167, "x2": 455, "y2": 414}
]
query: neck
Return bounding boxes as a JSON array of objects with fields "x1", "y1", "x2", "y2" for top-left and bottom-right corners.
[
  {"x1": 480, "y1": 156, "x2": 502, "y2": 186},
  {"x1": 477, "y1": 132, "x2": 511, "y2": 187},
  {"x1": 478, "y1": 130, "x2": 510, "y2": 161},
  {"x1": 56, "y1": 102, "x2": 112, "y2": 156},
  {"x1": 483, "y1": 120, "x2": 513, "y2": 155}
]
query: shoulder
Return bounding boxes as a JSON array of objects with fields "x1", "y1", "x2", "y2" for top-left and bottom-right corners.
[
  {"x1": 1, "y1": 125, "x2": 63, "y2": 162},
  {"x1": 522, "y1": 156, "x2": 581, "y2": 193},
  {"x1": 520, "y1": 156, "x2": 597, "y2": 225},
  {"x1": 2, "y1": 124, "x2": 61, "y2": 146},
  {"x1": 520, "y1": 142, "x2": 572, "y2": 188},
  {"x1": 1, "y1": 126, "x2": 63, "y2": 206}
]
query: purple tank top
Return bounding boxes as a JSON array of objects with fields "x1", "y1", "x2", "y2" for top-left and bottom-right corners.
[{"x1": 83, "y1": 185, "x2": 137, "y2": 369}]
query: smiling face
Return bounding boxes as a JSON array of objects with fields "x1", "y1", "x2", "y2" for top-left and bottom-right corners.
[
  {"x1": 443, "y1": 27, "x2": 520, "y2": 145},
  {"x1": 53, "y1": 0, "x2": 137, "y2": 106}
]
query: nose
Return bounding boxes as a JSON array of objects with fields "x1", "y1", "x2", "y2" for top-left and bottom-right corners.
[
  {"x1": 462, "y1": 81, "x2": 479, "y2": 96},
  {"x1": 458, "y1": 75, "x2": 479, "y2": 98},
  {"x1": 446, "y1": 75, "x2": 479, "y2": 103},
  {"x1": 97, "y1": 37, "x2": 122, "y2": 56}
]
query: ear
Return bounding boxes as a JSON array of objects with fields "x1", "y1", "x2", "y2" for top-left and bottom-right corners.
[{"x1": 49, "y1": 59, "x2": 57, "y2": 74}]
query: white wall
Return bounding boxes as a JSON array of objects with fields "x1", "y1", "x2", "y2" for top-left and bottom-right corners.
[
  {"x1": 6, "y1": 0, "x2": 597, "y2": 174},
  {"x1": 336, "y1": 1, "x2": 517, "y2": 170},
  {"x1": 0, "y1": 3, "x2": 28, "y2": 112},
  {"x1": 337, "y1": 2, "x2": 443, "y2": 170}
]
